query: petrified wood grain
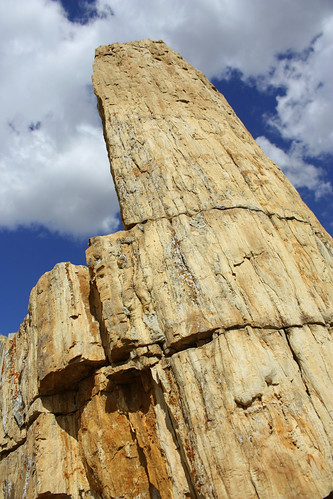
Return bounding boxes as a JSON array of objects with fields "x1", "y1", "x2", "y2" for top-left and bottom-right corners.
[{"x1": 1, "y1": 40, "x2": 332, "y2": 498}]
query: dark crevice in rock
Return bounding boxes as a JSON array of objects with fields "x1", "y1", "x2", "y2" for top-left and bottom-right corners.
[
  {"x1": 164, "y1": 328, "x2": 219, "y2": 356},
  {"x1": 88, "y1": 275, "x2": 111, "y2": 363},
  {"x1": 39, "y1": 359, "x2": 107, "y2": 397},
  {"x1": 283, "y1": 328, "x2": 311, "y2": 395},
  {"x1": 37, "y1": 493, "x2": 71, "y2": 498},
  {"x1": 233, "y1": 251, "x2": 264, "y2": 268},
  {"x1": 151, "y1": 376, "x2": 200, "y2": 499},
  {"x1": 248, "y1": 471, "x2": 261, "y2": 499},
  {"x1": 0, "y1": 435, "x2": 27, "y2": 459},
  {"x1": 215, "y1": 205, "x2": 310, "y2": 226}
]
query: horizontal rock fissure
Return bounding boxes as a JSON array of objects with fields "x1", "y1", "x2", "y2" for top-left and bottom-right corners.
[
  {"x1": 284, "y1": 321, "x2": 328, "y2": 330},
  {"x1": 37, "y1": 493, "x2": 71, "y2": 498},
  {"x1": 164, "y1": 328, "x2": 220, "y2": 356},
  {"x1": 215, "y1": 205, "x2": 311, "y2": 226},
  {"x1": 164, "y1": 320, "x2": 329, "y2": 358},
  {"x1": 124, "y1": 204, "x2": 311, "y2": 232},
  {"x1": 96, "y1": 320, "x2": 331, "y2": 379}
]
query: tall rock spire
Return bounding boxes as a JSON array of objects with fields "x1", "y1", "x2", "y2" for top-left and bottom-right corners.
[
  {"x1": 93, "y1": 40, "x2": 321, "y2": 231},
  {"x1": 1, "y1": 40, "x2": 332, "y2": 498},
  {"x1": 89, "y1": 39, "x2": 333, "y2": 497}
]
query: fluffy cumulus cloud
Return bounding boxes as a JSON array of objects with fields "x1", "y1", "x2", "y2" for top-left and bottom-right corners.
[
  {"x1": 0, "y1": 0, "x2": 119, "y2": 237},
  {"x1": 259, "y1": 21, "x2": 333, "y2": 159},
  {"x1": 256, "y1": 136, "x2": 332, "y2": 199},
  {"x1": 0, "y1": 0, "x2": 332, "y2": 237}
]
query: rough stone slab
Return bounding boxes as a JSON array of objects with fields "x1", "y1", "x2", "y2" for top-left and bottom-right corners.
[
  {"x1": 151, "y1": 326, "x2": 333, "y2": 498},
  {"x1": 0, "y1": 262, "x2": 106, "y2": 457},
  {"x1": 93, "y1": 39, "x2": 323, "y2": 232},
  {"x1": 0, "y1": 412, "x2": 91, "y2": 498},
  {"x1": 87, "y1": 207, "x2": 333, "y2": 360},
  {"x1": 30, "y1": 262, "x2": 106, "y2": 394},
  {"x1": 0, "y1": 319, "x2": 37, "y2": 456}
]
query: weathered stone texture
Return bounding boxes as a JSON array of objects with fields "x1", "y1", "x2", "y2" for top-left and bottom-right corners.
[
  {"x1": 1, "y1": 40, "x2": 332, "y2": 498},
  {"x1": 92, "y1": 41, "x2": 320, "y2": 232},
  {"x1": 87, "y1": 209, "x2": 333, "y2": 361},
  {"x1": 0, "y1": 263, "x2": 106, "y2": 497},
  {"x1": 151, "y1": 326, "x2": 333, "y2": 498},
  {"x1": 30, "y1": 262, "x2": 106, "y2": 394},
  {"x1": 1, "y1": 412, "x2": 90, "y2": 498}
]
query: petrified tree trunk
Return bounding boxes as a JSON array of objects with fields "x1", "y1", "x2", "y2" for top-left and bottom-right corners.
[{"x1": 1, "y1": 40, "x2": 332, "y2": 498}]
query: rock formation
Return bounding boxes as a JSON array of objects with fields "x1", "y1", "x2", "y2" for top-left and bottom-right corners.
[{"x1": 1, "y1": 39, "x2": 333, "y2": 498}]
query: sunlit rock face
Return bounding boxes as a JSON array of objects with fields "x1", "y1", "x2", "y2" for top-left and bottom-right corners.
[{"x1": 1, "y1": 40, "x2": 333, "y2": 498}]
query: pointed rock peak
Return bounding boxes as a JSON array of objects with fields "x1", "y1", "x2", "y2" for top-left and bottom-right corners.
[{"x1": 93, "y1": 39, "x2": 318, "y2": 231}]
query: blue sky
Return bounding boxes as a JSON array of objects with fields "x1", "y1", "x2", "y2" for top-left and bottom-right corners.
[{"x1": 0, "y1": 0, "x2": 332, "y2": 335}]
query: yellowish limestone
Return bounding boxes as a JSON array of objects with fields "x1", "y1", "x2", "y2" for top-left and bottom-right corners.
[{"x1": 1, "y1": 40, "x2": 332, "y2": 498}]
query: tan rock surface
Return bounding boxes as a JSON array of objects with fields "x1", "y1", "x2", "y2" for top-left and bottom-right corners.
[
  {"x1": 0, "y1": 321, "x2": 37, "y2": 457},
  {"x1": 78, "y1": 370, "x2": 176, "y2": 498},
  {"x1": 93, "y1": 40, "x2": 321, "y2": 231},
  {"x1": 0, "y1": 263, "x2": 105, "y2": 497},
  {"x1": 30, "y1": 262, "x2": 106, "y2": 394},
  {"x1": 0, "y1": 412, "x2": 91, "y2": 497},
  {"x1": 89, "y1": 38, "x2": 333, "y2": 498},
  {"x1": 151, "y1": 325, "x2": 333, "y2": 498},
  {"x1": 87, "y1": 208, "x2": 333, "y2": 361},
  {"x1": 1, "y1": 39, "x2": 333, "y2": 498}
]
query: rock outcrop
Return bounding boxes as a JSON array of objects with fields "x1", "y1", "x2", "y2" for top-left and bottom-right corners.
[{"x1": 1, "y1": 39, "x2": 333, "y2": 498}]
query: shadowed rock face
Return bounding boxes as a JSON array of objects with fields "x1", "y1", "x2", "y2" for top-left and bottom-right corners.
[{"x1": 1, "y1": 39, "x2": 333, "y2": 498}]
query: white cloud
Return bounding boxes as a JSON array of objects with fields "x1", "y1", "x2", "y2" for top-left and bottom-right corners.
[
  {"x1": 0, "y1": 0, "x2": 118, "y2": 237},
  {"x1": 256, "y1": 136, "x2": 332, "y2": 199},
  {"x1": 0, "y1": 0, "x2": 332, "y2": 237},
  {"x1": 0, "y1": 123, "x2": 120, "y2": 236},
  {"x1": 258, "y1": 15, "x2": 333, "y2": 157}
]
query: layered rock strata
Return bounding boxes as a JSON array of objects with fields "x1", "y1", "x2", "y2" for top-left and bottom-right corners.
[{"x1": 1, "y1": 39, "x2": 333, "y2": 498}]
